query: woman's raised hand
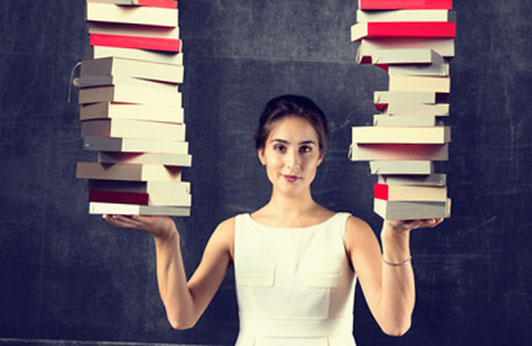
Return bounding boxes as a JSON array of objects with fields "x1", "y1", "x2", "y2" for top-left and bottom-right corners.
[
  {"x1": 103, "y1": 214, "x2": 177, "y2": 239},
  {"x1": 384, "y1": 218, "x2": 444, "y2": 234}
]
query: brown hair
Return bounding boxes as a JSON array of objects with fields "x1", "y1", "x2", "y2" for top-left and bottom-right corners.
[{"x1": 254, "y1": 95, "x2": 328, "y2": 155}]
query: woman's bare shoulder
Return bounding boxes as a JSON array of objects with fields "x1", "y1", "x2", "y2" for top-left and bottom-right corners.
[{"x1": 345, "y1": 215, "x2": 377, "y2": 249}]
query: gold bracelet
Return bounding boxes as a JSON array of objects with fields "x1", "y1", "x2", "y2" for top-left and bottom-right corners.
[{"x1": 382, "y1": 256, "x2": 412, "y2": 267}]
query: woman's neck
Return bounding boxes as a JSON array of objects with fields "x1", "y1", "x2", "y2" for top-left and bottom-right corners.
[{"x1": 258, "y1": 187, "x2": 323, "y2": 222}]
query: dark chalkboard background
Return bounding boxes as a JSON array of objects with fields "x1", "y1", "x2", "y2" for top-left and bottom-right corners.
[{"x1": 1, "y1": 0, "x2": 531, "y2": 345}]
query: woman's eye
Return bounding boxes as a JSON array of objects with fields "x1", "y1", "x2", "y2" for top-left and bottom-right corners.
[
  {"x1": 300, "y1": 146, "x2": 312, "y2": 153},
  {"x1": 273, "y1": 145, "x2": 286, "y2": 152}
]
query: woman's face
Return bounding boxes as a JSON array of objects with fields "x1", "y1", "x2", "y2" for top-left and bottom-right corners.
[{"x1": 258, "y1": 116, "x2": 324, "y2": 194}]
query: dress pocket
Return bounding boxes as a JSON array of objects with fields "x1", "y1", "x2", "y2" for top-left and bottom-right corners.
[
  {"x1": 237, "y1": 259, "x2": 275, "y2": 287},
  {"x1": 302, "y1": 271, "x2": 342, "y2": 288}
]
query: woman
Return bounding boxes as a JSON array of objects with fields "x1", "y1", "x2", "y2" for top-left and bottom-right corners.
[{"x1": 104, "y1": 95, "x2": 443, "y2": 345}]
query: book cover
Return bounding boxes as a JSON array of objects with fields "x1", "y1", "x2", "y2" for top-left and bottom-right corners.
[
  {"x1": 74, "y1": 75, "x2": 180, "y2": 91},
  {"x1": 76, "y1": 162, "x2": 182, "y2": 182},
  {"x1": 352, "y1": 126, "x2": 451, "y2": 144},
  {"x1": 349, "y1": 143, "x2": 448, "y2": 161},
  {"x1": 387, "y1": 62, "x2": 449, "y2": 76},
  {"x1": 373, "y1": 114, "x2": 442, "y2": 127},
  {"x1": 356, "y1": 9, "x2": 456, "y2": 22},
  {"x1": 351, "y1": 22, "x2": 456, "y2": 42},
  {"x1": 83, "y1": 136, "x2": 189, "y2": 154},
  {"x1": 90, "y1": 33, "x2": 181, "y2": 52},
  {"x1": 356, "y1": 47, "x2": 444, "y2": 65},
  {"x1": 86, "y1": 0, "x2": 178, "y2": 27},
  {"x1": 89, "y1": 202, "x2": 190, "y2": 216},
  {"x1": 358, "y1": 0, "x2": 453, "y2": 10},
  {"x1": 374, "y1": 91, "x2": 443, "y2": 105},
  {"x1": 381, "y1": 102, "x2": 449, "y2": 116},
  {"x1": 112, "y1": 0, "x2": 178, "y2": 9},
  {"x1": 81, "y1": 119, "x2": 186, "y2": 141},
  {"x1": 374, "y1": 183, "x2": 447, "y2": 201},
  {"x1": 88, "y1": 22, "x2": 180, "y2": 39}
]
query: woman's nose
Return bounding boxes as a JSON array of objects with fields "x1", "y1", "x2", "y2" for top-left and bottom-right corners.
[{"x1": 285, "y1": 149, "x2": 300, "y2": 170}]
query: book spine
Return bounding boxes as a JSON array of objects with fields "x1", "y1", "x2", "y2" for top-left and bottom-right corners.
[
  {"x1": 90, "y1": 33, "x2": 181, "y2": 52},
  {"x1": 137, "y1": 0, "x2": 178, "y2": 9},
  {"x1": 374, "y1": 183, "x2": 389, "y2": 200},
  {"x1": 368, "y1": 22, "x2": 456, "y2": 39}
]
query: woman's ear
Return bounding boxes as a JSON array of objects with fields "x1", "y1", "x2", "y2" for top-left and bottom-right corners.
[
  {"x1": 317, "y1": 150, "x2": 325, "y2": 167},
  {"x1": 258, "y1": 148, "x2": 266, "y2": 166}
]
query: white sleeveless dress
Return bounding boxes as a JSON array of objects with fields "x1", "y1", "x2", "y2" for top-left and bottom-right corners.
[{"x1": 234, "y1": 212, "x2": 357, "y2": 346}]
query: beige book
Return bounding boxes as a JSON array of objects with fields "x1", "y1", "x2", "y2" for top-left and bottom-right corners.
[
  {"x1": 376, "y1": 184, "x2": 447, "y2": 202},
  {"x1": 374, "y1": 198, "x2": 451, "y2": 220},
  {"x1": 378, "y1": 174, "x2": 446, "y2": 187},
  {"x1": 98, "y1": 152, "x2": 192, "y2": 167},
  {"x1": 385, "y1": 103, "x2": 449, "y2": 116},
  {"x1": 349, "y1": 143, "x2": 448, "y2": 161},
  {"x1": 86, "y1": 47, "x2": 183, "y2": 65},
  {"x1": 352, "y1": 126, "x2": 450, "y2": 144},
  {"x1": 358, "y1": 38, "x2": 455, "y2": 59},
  {"x1": 78, "y1": 85, "x2": 182, "y2": 106},
  {"x1": 89, "y1": 202, "x2": 190, "y2": 216},
  {"x1": 356, "y1": 10, "x2": 456, "y2": 23},
  {"x1": 389, "y1": 75, "x2": 450, "y2": 93},
  {"x1": 388, "y1": 63, "x2": 449, "y2": 77},
  {"x1": 88, "y1": 22, "x2": 180, "y2": 39},
  {"x1": 80, "y1": 57, "x2": 184, "y2": 84},
  {"x1": 83, "y1": 136, "x2": 189, "y2": 154},
  {"x1": 88, "y1": 179, "x2": 190, "y2": 194},
  {"x1": 77, "y1": 162, "x2": 182, "y2": 181},
  {"x1": 373, "y1": 114, "x2": 443, "y2": 127},
  {"x1": 86, "y1": 0, "x2": 178, "y2": 27},
  {"x1": 356, "y1": 48, "x2": 444, "y2": 65},
  {"x1": 80, "y1": 102, "x2": 184, "y2": 123},
  {"x1": 74, "y1": 75, "x2": 180, "y2": 90},
  {"x1": 374, "y1": 91, "x2": 440, "y2": 105},
  {"x1": 81, "y1": 119, "x2": 186, "y2": 141},
  {"x1": 370, "y1": 161, "x2": 434, "y2": 175}
]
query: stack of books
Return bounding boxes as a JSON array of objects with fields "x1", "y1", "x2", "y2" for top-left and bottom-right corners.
[
  {"x1": 349, "y1": 0, "x2": 455, "y2": 220},
  {"x1": 75, "y1": 0, "x2": 191, "y2": 216}
]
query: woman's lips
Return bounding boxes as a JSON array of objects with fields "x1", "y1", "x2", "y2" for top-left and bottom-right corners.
[{"x1": 283, "y1": 174, "x2": 300, "y2": 183}]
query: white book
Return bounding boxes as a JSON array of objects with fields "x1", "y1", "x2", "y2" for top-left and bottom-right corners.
[
  {"x1": 374, "y1": 91, "x2": 440, "y2": 105},
  {"x1": 98, "y1": 152, "x2": 192, "y2": 167},
  {"x1": 86, "y1": 0, "x2": 178, "y2": 27},
  {"x1": 80, "y1": 57, "x2": 184, "y2": 84},
  {"x1": 378, "y1": 174, "x2": 446, "y2": 187},
  {"x1": 385, "y1": 103, "x2": 450, "y2": 116},
  {"x1": 374, "y1": 199, "x2": 451, "y2": 220},
  {"x1": 373, "y1": 114, "x2": 443, "y2": 127},
  {"x1": 78, "y1": 86, "x2": 182, "y2": 106},
  {"x1": 85, "y1": 46, "x2": 183, "y2": 65},
  {"x1": 74, "y1": 75, "x2": 179, "y2": 91},
  {"x1": 349, "y1": 143, "x2": 448, "y2": 161},
  {"x1": 81, "y1": 119, "x2": 186, "y2": 141},
  {"x1": 356, "y1": 10, "x2": 456, "y2": 23},
  {"x1": 356, "y1": 48, "x2": 444, "y2": 65},
  {"x1": 358, "y1": 38, "x2": 455, "y2": 59},
  {"x1": 388, "y1": 63, "x2": 449, "y2": 77},
  {"x1": 83, "y1": 136, "x2": 189, "y2": 154},
  {"x1": 389, "y1": 75, "x2": 450, "y2": 93},
  {"x1": 352, "y1": 126, "x2": 451, "y2": 144},
  {"x1": 370, "y1": 161, "x2": 434, "y2": 175},
  {"x1": 80, "y1": 102, "x2": 184, "y2": 123},
  {"x1": 89, "y1": 202, "x2": 190, "y2": 216},
  {"x1": 88, "y1": 22, "x2": 180, "y2": 39}
]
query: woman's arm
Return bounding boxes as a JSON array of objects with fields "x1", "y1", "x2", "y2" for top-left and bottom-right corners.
[
  {"x1": 103, "y1": 215, "x2": 234, "y2": 330},
  {"x1": 345, "y1": 216, "x2": 442, "y2": 336}
]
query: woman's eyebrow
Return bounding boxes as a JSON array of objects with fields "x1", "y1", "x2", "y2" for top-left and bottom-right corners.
[{"x1": 270, "y1": 139, "x2": 316, "y2": 145}]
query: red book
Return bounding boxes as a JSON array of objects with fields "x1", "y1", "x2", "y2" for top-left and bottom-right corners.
[
  {"x1": 89, "y1": 190, "x2": 149, "y2": 205},
  {"x1": 90, "y1": 34, "x2": 181, "y2": 52},
  {"x1": 374, "y1": 184, "x2": 390, "y2": 200},
  {"x1": 114, "y1": 0, "x2": 178, "y2": 9},
  {"x1": 359, "y1": 0, "x2": 452, "y2": 10},
  {"x1": 352, "y1": 22, "x2": 456, "y2": 42}
]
